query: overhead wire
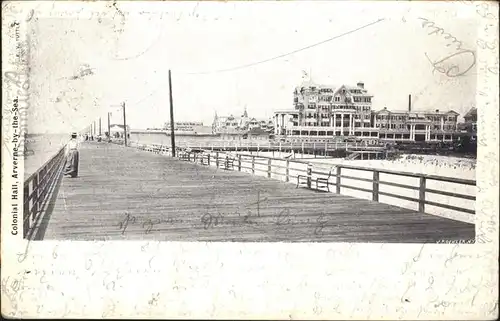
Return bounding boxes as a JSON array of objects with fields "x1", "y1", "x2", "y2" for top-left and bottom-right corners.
[{"x1": 126, "y1": 17, "x2": 386, "y2": 106}]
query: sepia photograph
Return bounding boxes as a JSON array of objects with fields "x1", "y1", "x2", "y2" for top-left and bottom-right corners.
[{"x1": 2, "y1": 0, "x2": 498, "y2": 319}]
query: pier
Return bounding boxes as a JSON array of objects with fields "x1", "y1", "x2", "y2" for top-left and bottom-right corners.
[
  {"x1": 130, "y1": 140, "x2": 390, "y2": 160},
  {"x1": 24, "y1": 141, "x2": 475, "y2": 242}
]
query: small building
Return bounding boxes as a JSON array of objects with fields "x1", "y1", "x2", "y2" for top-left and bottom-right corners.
[
  {"x1": 463, "y1": 107, "x2": 477, "y2": 132},
  {"x1": 109, "y1": 124, "x2": 130, "y2": 138}
]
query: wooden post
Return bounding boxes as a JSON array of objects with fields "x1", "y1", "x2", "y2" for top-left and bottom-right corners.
[
  {"x1": 306, "y1": 163, "x2": 312, "y2": 188},
  {"x1": 122, "y1": 102, "x2": 128, "y2": 146},
  {"x1": 301, "y1": 142, "x2": 304, "y2": 155},
  {"x1": 216, "y1": 151, "x2": 219, "y2": 168},
  {"x1": 33, "y1": 174, "x2": 39, "y2": 218},
  {"x1": 238, "y1": 155, "x2": 241, "y2": 171},
  {"x1": 372, "y1": 171, "x2": 379, "y2": 201},
  {"x1": 419, "y1": 177, "x2": 426, "y2": 212},
  {"x1": 207, "y1": 154, "x2": 211, "y2": 166},
  {"x1": 285, "y1": 160, "x2": 290, "y2": 182},
  {"x1": 107, "y1": 112, "x2": 111, "y2": 140},
  {"x1": 168, "y1": 70, "x2": 176, "y2": 157},
  {"x1": 99, "y1": 117, "x2": 102, "y2": 136},
  {"x1": 267, "y1": 158, "x2": 272, "y2": 178},
  {"x1": 336, "y1": 167, "x2": 341, "y2": 194},
  {"x1": 23, "y1": 184, "x2": 30, "y2": 237},
  {"x1": 251, "y1": 156, "x2": 255, "y2": 174}
]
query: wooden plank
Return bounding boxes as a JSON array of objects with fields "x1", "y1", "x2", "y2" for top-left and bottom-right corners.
[{"x1": 37, "y1": 142, "x2": 475, "y2": 242}]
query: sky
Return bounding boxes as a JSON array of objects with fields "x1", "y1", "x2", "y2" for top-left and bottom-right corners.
[{"x1": 26, "y1": 1, "x2": 480, "y2": 134}]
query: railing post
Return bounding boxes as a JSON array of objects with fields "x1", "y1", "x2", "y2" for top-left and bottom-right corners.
[
  {"x1": 23, "y1": 184, "x2": 30, "y2": 238},
  {"x1": 285, "y1": 160, "x2": 290, "y2": 182},
  {"x1": 307, "y1": 163, "x2": 312, "y2": 188},
  {"x1": 216, "y1": 152, "x2": 219, "y2": 168},
  {"x1": 335, "y1": 142, "x2": 338, "y2": 150},
  {"x1": 267, "y1": 158, "x2": 272, "y2": 178},
  {"x1": 225, "y1": 154, "x2": 229, "y2": 169},
  {"x1": 336, "y1": 166, "x2": 341, "y2": 194},
  {"x1": 238, "y1": 155, "x2": 241, "y2": 171},
  {"x1": 301, "y1": 142, "x2": 304, "y2": 155},
  {"x1": 207, "y1": 153, "x2": 211, "y2": 166},
  {"x1": 251, "y1": 156, "x2": 255, "y2": 175},
  {"x1": 419, "y1": 177, "x2": 426, "y2": 212},
  {"x1": 372, "y1": 171, "x2": 379, "y2": 202},
  {"x1": 33, "y1": 174, "x2": 39, "y2": 220}
]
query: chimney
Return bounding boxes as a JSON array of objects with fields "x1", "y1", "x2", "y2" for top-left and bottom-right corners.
[
  {"x1": 408, "y1": 94, "x2": 411, "y2": 112},
  {"x1": 357, "y1": 82, "x2": 364, "y2": 89}
]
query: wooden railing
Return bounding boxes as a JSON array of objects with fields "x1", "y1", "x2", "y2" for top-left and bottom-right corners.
[
  {"x1": 130, "y1": 140, "x2": 388, "y2": 151},
  {"x1": 23, "y1": 146, "x2": 67, "y2": 239},
  {"x1": 131, "y1": 143, "x2": 476, "y2": 217}
]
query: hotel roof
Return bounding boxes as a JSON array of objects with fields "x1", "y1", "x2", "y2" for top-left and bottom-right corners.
[
  {"x1": 295, "y1": 82, "x2": 373, "y2": 96},
  {"x1": 374, "y1": 108, "x2": 460, "y2": 115},
  {"x1": 464, "y1": 107, "x2": 477, "y2": 118}
]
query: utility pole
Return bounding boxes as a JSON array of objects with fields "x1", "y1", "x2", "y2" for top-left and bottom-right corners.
[
  {"x1": 122, "y1": 102, "x2": 128, "y2": 146},
  {"x1": 99, "y1": 117, "x2": 102, "y2": 136},
  {"x1": 169, "y1": 69, "x2": 176, "y2": 157},
  {"x1": 107, "y1": 112, "x2": 111, "y2": 139}
]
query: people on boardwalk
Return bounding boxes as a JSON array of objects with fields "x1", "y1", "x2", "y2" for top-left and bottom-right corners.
[{"x1": 63, "y1": 132, "x2": 80, "y2": 178}]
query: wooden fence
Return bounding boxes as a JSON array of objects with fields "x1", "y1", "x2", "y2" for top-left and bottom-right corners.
[
  {"x1": 129, "y1": 140, "x2": 388, "y2": 151},
  {"x1": 130, "y1": 142, "x2": 476, "y2": 217},
  {"x1": 23, "y1": 146, "x2": 66, "y2": 239}
]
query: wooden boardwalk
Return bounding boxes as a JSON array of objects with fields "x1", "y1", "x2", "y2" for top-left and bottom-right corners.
[{"x1": 34, "y1": 142, "x2": 475, "y2": 242}]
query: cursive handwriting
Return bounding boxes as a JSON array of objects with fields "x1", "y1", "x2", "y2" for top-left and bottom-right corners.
[
  {"x1": 117, "y1": 212, "x2": 187, "y2": 235},
  {"x1": 418, "y1": 17, "x2": 476, "y2": 78}
]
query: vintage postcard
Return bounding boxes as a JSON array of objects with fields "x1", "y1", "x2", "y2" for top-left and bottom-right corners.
[{"x1": 1, "y1": 0, "x2": 498, "y2": 319}]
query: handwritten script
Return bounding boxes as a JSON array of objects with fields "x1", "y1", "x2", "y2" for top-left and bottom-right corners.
[{"x1": 418, "y1": 17, "x2": 476, "y2": 77}]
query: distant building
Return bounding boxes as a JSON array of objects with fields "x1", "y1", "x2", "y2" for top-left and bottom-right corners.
[
  {"x1": 273, "y1": 80, "x2": 462, "y2": 142},
  {"x1": 463, "y1": 107, "x2": 477, "y2": 132},
  {"x1": 109, "y1": 124, "x2": 130, "y2": 138},
  {"x1": 164, "y1": 121, "x2": 204, "y2": 132},
  {"x1": 373, "y1": 107, "x2": 459, "y2": 142},
  {"x1": 212, "y1": 108, "x2": 274, "y2": 133}
]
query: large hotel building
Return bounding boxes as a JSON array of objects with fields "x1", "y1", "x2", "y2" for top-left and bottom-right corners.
[{"x1": 274, "y1": 81, "x2": 464, "y2": 142}]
